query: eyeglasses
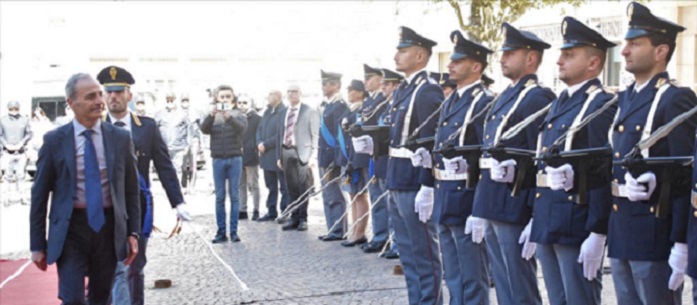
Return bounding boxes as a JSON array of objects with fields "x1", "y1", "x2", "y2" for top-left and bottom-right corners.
[
  {"x1": 238, "y1": 101, "x2": 249, "y2": 105},
  {"x1": 8, "y1": 108, "x2": 19, "y2": 111}
]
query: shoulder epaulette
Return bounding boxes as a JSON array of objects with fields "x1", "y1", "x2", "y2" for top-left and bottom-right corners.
[
  {"x1": 525, "y1": 79, "x2": 536, "y2": 87},
  {"x1": 655, "y1": 78, "x2": 668, "y2": 88},
  {"x1": 131, "y1": 112, "x2": 142, "y2": 126},
  {"x1": 101, "y1": 114, "x2": 108, "y2": 121},
  {"x1": 586, "y1": 85, "x2": 599, "y2": 94},
  {"x1": 472, "y1": 87, "x2": 481, "y2": 97}
]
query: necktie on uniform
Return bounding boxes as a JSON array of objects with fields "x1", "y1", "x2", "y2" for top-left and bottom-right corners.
[
  {"x1": 83, "y1": 129, "x2": 105, "y2": 232},
  {"x1": 114, "y1": 121, "x2": 126, "y2": 128},
  {"x1": 284, "y1": 108, "x2": 297, "y2": 146}
]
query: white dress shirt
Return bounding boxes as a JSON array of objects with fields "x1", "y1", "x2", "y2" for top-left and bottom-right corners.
[
  {"x1": 108, "y1": 111, "x2": 132, "y2": 132},
  {"x1": 72, "y1": 119, "x2": 112, "y2": 208}
]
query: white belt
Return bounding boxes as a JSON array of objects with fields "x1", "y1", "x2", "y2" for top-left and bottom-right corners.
[
  {"x1": 389, "y1": 147, "x2": 413, "y2": 159},
  {"x1": 536, "y1": 173, "x2": 549, "y2": 188},
  {"x1": 479, "y1": 158, "x2": 494, "y2": 169},
  {"x1": 612, "y1": 181, "x2": 628, "y2": 198},
  {"x1": 692, "y1": 190, "x2": 697, "y2": 209},
  {"x1": 433, "y1": 168, "x2": 468, "y2": 181}
]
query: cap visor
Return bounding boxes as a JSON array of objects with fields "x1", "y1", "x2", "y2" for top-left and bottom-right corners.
[
  {"x1": 104, "y1": 85, "x2": 127, "y2": 92},
  {"x1": 397, "y1": 42, "x2": 414, "y2": 49},
  {"x1": 625, "y1": 28, "x2": 649, "y2": 40},
  {"x1": 450, "y1": 52, "x2": 468, "y2": 61}
]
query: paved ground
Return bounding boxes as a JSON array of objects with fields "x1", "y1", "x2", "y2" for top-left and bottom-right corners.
[{"x1": 1, "y1": 167, "x2": 695, "y2": 304}]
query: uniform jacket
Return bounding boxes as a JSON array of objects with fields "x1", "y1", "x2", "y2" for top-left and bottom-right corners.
[
  {"x1": 30, "y1": 122, "x2": 140, "y2": 264},
  {"x1": 530, "y1": 79, "x2": 616, "y2": 245},
  {"x1": 472, "y1": 74, "x2": 556, "y2": 224},
  {"x1": 432, "y1": 82, "x2": 492, "y2": 225},
  {"x1": 318, "y1": 96, "x2": 348, "y2": 168},
  {"x1": 608, "y1": 72, "x2": 697, "y2": 261},
  {"x1": 363, "y1": 92, "x2": 389, "y2": 179},
  {"x1": 386, "y1": 70, "x2": 444, "y2": 191}
]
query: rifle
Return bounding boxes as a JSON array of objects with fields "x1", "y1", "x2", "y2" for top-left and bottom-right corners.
[
  {"x1": 354, "y1": 125, "x2": 391, "y2": 158},
  {"x1": 483, "y1": 144, "x2": 537, "y2": 197},
  {"x1": 433, "y1": 144, "x2": 483, "y2": 189},
  {"x1": 397, "y1": 136, "x2": 435, "y2": 152},
  {"x1": 535, "y1": 146, "x2": 613, "y2": 204},
  {"x1": 614, "y1": 148, "x2": 693, "y2": 218}
]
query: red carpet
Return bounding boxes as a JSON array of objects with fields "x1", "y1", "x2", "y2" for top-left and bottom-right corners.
[{"x1": 0, "y1": 259, "x2": 59, "y2": 305}]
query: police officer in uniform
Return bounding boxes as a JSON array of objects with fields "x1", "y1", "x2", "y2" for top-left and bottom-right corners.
[
  {"x1": 97, "y1": 66, "x2": 191, "y2": 305},
  {"x1": 317, "y1": 70, "x2": 350, "y2": 241},
  {"x1": 472, "y1": 22, "x2": 556, "y2": 305},
  {"x1": 609, "y1": 3, "x2": 696, "y2": 304},
  {"x1": 432, "y1": 30, "x2": 493, "y2": 305},
  {"x1": 358, "y1": 64, "x2": 391, "y2": 253},
  {"x1": 530, "y1": 17, "x2": 617, "y2": 305},
  {"x1": 371, "y1": 26, "x2": 444, "y2": 305}
]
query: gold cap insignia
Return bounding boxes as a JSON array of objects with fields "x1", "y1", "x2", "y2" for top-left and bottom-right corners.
[
  {"x1": 399, "y1": 27, "x2": 403, "y2": 40},
  {"x1": 453, "y1": 33, "x2": 458, "y2": 45},
  {"x1": 562, "y1": 21, "x2": 568, "y2": 36},
  {"x1": 109, "y1": 67, "x2": 117, "y2": 81},
  {"x1": 628, "y1": 3, "x2": 634, "y2": 19}
]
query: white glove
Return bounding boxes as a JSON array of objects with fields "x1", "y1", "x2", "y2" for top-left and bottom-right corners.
[
  {"x1": 625, "y1": 172, "x2": 657, "y2": 202},
  {"x1": 545, "y1": 163, "x2": 574, "y2": 191},
  {"x1": 352, "y1": 135, "x2": 374, "y2": 155},
  {"x1": 577, "y1": 232, "x2": 606, "y2": 281},
  {"x1": 443, "y1": 156, "x2": 468, "y2": 174},
  {"x1": 491, "y1": 159, "x2": 516, "y2": 183},
  {"x1": 668, "y1": 242, "x2": 688, "y2": 291},
  {"x1": 410, "y1": 147, "x2": 433, "y2": 169},
  {"x1": 175, "y1": 203, "x2": 192, "y2": 221},
  {"x1": 518, "y1": 219, "x2": 536, "y2": 260},
  {"x1": 464, "y1": 216, "x2": 487, "y2": 244},
  {"x1": 414, "y1": 186, "x2": 434, "y2": 223}
]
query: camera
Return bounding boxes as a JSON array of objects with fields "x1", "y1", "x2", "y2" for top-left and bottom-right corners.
[{"x1": 216, "y1": 103, "x2": 232, "y2": 111}]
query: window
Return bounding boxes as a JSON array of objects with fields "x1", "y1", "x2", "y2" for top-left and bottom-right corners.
[{"x1": 604, "y1": 45, "x2": 621, "y2": 87}]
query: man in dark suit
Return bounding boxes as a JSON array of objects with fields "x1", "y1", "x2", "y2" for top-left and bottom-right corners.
[
  {"x1": 238, "y1": 94, "x2": 262, "y2": 220},
  {"x1": 278, "y1": 84, "x2": 319, "y2": 231},
  {"x1": 30, "y1": 73, "x2": 141, "y2": 305},
  {"x1": 256, "y1": 90, "x2": 290, "y2": 221},
  {"x1": 96, "y1": 66, "x2": 190, "y2": 305}
]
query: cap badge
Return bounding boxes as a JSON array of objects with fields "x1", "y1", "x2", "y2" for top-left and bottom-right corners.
[
  {"x1": 109, "y1": 67, "x2": 117, "y2": 81},
  {"x1": 562, "y1": 21, "x2": 568, "y2": 35}
]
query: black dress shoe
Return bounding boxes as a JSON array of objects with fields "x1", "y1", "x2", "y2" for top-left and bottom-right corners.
[
  {"x1": 282, "y1": 219, "x2": 300, "y2": 231},
  {"x1": 230, "y1": 233, "x2": 241, "y2": 242},
  {"x1": 362, "y1": 241, "x2": 386, "y2": 253},
  {"x1": 239, "y1": 212, "x2": 248, "y2": 220},
  {"x1": 211, "y1": 234, "x2": 228, "y2": 244},
  {"x1": 341, "y1": 237, "x2": 368, "y2": 247},
  {"x1": 320, "y1": 235, "x2": 346, "y2": 242},
  {"x1": 276, "y1": 216, "x2": 288, "y2": 224},
  {"x1": 257, "y1": 214, "x2": 277, "y2": 222},
  {"x1": 297, "y1": 220, "x2": 308, "y2": 231},
  {"x1": 252, "y1": 210, "x2": 259, "y2": 221},
  {"x1": 383, "y1": 250, "x2": 400, "y2": 259}
]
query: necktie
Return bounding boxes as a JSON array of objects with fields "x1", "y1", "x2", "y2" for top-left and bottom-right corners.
[
  {"x1": 83, "y1": 129, "x2": 105, "y2": 232},
  {"x1": 284, "y1": 108, "x2": 297, "y2": 146},
  {"x1": 114, "y1": 121, "x2": 126, "y2": 128}
]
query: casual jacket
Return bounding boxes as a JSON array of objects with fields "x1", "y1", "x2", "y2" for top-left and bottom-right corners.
[
  {"x1": 200, "y1": 107, "x2": 247, "y2": 159},
  {"x1": 242, "y1": 110, "x2": 261, "y2": 166}
]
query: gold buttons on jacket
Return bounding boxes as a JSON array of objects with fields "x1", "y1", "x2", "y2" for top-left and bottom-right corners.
[
  {"x1": 650, "y1": 206, "x2": 655, "y2": 213},
  {"x1": 615, "y1": 152, "x2": 620, "y2": 158},
  {"x1": 618, "y1": 125, "x2": 625, "y2": 132},
  {"x1": 542, "y1": 147, "x2": 547, "y2": 153},
  {"x1": 547, "y1": 123, "x2": 553, "y2": 129},
  {"x1": 485, "y1": 135, "x2": 490, "y2": 140},
  {"x1": 693, "y1": 211, "x2": 697, "y2": 218},
  {"x1": 568, "y1": 195, "x2": 574, "y2": 201},
  {"x1": 437, "y1": 184, "x2": 441, "y2": 189},
  {"x1": 636, "y1": 125, "x2": 642, "y2": 131},
  {"x1": 536, "y1": 193, "x2": 541, "y2": 199},
  {"x1": 613, "y1": 204, "x2": 618, "y2": 212},
  {"x1": 491, "y1": 115, "x2": 496, "y2": 120},
  {"x1": 443, "y1": 122, "x2": 448, "y2": 126}
]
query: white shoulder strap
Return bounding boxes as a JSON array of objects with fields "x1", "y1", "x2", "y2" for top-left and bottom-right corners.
[
  {"x1": 400, "y1": 80, "x2": 428, "y2": 145},
  {"x1": 639, "y1": 83, "x2": 671, "y2": 157},
  {"x1": 564, "y1": 88, "x2": 604, "y2": 151},
  {"x1": 493, "y1": 84, "x2": 538, "y2": 145},
  {"x1": 458, "y1": 90, "x2": 486, "y2": 146}
]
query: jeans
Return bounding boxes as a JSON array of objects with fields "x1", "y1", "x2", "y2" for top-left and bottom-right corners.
[
  {"x1": 112, "y1": 237, "x2": 149, "y2": 305},
  {"x1": 263, "y1": 169, "x2": 290, "y2": 217},
  {"x1": 213, "y1": 156, "x2": 243, "y2": 235}
]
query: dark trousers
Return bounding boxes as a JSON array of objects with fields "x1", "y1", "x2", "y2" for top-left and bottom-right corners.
[
  {"x1": 57, "y1": 208, "x2": 117, "y2": 305},
  {"x1": 263, "y1": 169, "x2": 290, "y2": 216},
  {"x1": 281, "y1": 147, "x2": 313, "y2": 221}
]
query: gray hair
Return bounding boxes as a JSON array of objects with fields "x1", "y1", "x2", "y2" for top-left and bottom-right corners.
[{"x1": 65, "y1": 73, "x2": 92, "y2": 100}]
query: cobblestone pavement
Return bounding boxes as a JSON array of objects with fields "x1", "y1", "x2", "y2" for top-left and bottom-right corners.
[{"x1": 2, "y1": 169, "x2": 694, "y2": 304}]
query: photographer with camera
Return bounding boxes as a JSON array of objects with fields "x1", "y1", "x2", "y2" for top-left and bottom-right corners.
[{"x1": 200, "y1": 85, "x2": 248, "y2": 243}]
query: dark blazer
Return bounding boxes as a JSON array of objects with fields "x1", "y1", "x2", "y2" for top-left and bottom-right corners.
[
  {"x1": 318, "y1": 97, "x2": 348, "y2": 168},
  {"x1": 386, "y1": 70, "x2": 444, "y2": 191},
  {"x1": 472, "y1": 74, "x2": 556, "y2": 225},
  {"x1": 242, "y1": 110, "x2": 261, "y2": 166},
  {"x1": 432, "y1": 83, "x2": 492, "y2": 226},
  {"x1": 608, "y1": 72, "x2": 697, "y2": 261},
  {"x1": 530, "y1": 79, "x2": 616, "y2": 246},
  {"x1": 257, "y1": 103, "x2": 287, "y2": 171},
  {"x1": 106, "y1": 113, "x2": 183, "y2": 226},
  {"x1": 277, "y1": 103, "x2": 319, "y2": 165},
  {"x1": 30, "y1": 121, "x2": 141, "y2": 264}
]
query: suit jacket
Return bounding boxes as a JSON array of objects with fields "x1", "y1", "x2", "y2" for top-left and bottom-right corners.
[
  {"x1": 106, "y1": 113, "x2": 183, "y2": 226},
  {"x1": 277, "y1": 103, "x2": 319, "y2": 165},
  {"x1": 472, "y1": 74, "x2": 556, "y2": 225},
  {"x1": 242, "y1": 110, "x2": 261, "y2": 166},
  {"x1": 257, "y1": 103, "x2": 287, "y2": 171},
  {"x1": 608, "y1": 72, "x2": 697, "y2": 261},
  {"x1": 30, "y1": 121, "x2": 140, "y2": 264},
  {"x1": 318, "y1": 97, "x2": 348, "y2": 168},
  {"x1": 386, "y1": 70, "x2": 444, "y2": 191},
  {"x1": 530, "y1": 79, "x2": 616, "y2": 246}
]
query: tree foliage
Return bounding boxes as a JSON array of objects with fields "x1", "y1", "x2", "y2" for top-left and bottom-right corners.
[{"x1": 433, "y1": 0, "x2": 587, "y2": 58}]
